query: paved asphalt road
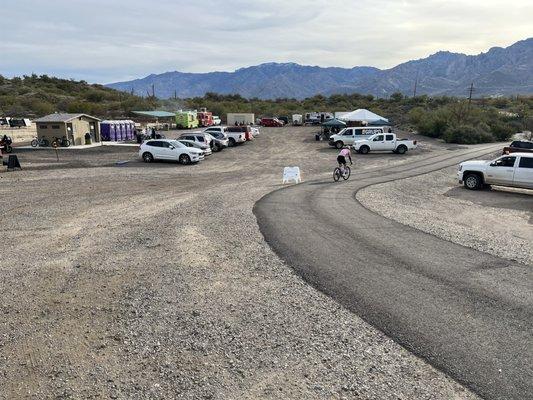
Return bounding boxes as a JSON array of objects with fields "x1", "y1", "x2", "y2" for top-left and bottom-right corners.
[{"x1": 254, "y1": 145, "x2": 533, "y2": 400}]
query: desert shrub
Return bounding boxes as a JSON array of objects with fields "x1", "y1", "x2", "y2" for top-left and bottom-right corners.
[{"x1": 443, "y1": 125, "x2": 494, "y2": 144}]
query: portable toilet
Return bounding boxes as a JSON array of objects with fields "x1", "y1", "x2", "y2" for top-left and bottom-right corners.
[
  {"x1": 100, "y1": 121, "x2": 112, "y2": 141},
  {"x1": 128, "y1": 120, "x2": 135, "y2": 140},
  {"x1": 108, "y1": 121, "x2": 115, "y2": 141},
  {"x1": 124, "y1": 121, "x2": 130, "y2": 140},
  {"x1": 119, "y1": 122, "x2": 126, "y2": 141}
]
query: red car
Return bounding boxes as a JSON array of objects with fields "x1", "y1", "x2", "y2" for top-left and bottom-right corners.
[
  {"x1": 502, "y1": 140, "x2": 533, "y2": 155},
  {"x1": 260, "y1": 117, "x2": 284, "y2": 127}
]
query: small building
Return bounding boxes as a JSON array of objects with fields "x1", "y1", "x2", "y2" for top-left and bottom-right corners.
[{"x1": 34, "y1": 113, "x2": 101, "y2": 146}]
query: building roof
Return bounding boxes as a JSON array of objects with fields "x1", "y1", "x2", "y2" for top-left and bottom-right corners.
[
  {"x1": 132, "y1": 111, "x2": 176, "y2": 118},
  {"x1": 338, "y1": 109, "x2": 388, "y2": 123},
  {"x1": 34, "y1": 113, "x2": 101, "y2": 123}
]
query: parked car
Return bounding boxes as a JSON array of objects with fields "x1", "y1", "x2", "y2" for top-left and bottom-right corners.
[
  {"x1": 203, "y1": 132, "x2": 228, "y2": 152},
  {"x1": 139, "y1": 139, "x2": 204, "y2": 165},
  {"x1": 212, "y1": 116, "x2": 222, "y2": 126},
  {"x1": 352, "y1": 133, "x2": 417, "y2": 154},
  {"x1": 502, "y1": 140, "x2": 533, "y2": 155},
  {"x1": 260, "y1": 117, "x2": 284, "y2": 127},
  {"x1": 250, "y1": 126, "x2": 260, "y2": 136},
  {"x1": 179, "y1": 132, "x2": 213, "y2": 148},
  {"x1": 278, "y1": 116, "x2": 289, "y2": 125},
  {"x1": 329, "y1": 126, "x2": 392, "y2": 149},
  {"x1": 226, "y1": 126, "x2": 250, "y2": 145},
  {"x1": 204, "y1": 126, "x2": 246, "y2": 147},
  {"x1": 178, "y1": 139, "x2": 212, "y2": 156},
  {"x1": 457, "y1": 153, "x2": 533, "y2": 190}
]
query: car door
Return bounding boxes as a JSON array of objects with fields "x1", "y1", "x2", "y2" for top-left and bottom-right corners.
[
  {"x1": 485, "y1": 156, "x2": 517, "y2": 185},
  {"x1": 159, "y1": 141, "x2": 176, "y2": 159},
  {"x1": 353, "y1": 128, "x2": 365, "y2": 143},
  {"x1": 342, "y1": 128, "x2": 354, "y2": 144},
  {"x1": 514, "y1": 156, "x2": 533, "y2": 189},
  {"x1": 145, "y1": 140, "x2": 165, "y2": 159},
  {"x1": 370, "y1": 134, "x2": 387, "y2": 151},
  {"x1": 384, "y1": 134, "x2": 396, "y2": 151}
]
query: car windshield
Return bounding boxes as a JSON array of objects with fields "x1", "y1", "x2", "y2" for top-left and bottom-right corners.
[{"x1": 171, "y1": 140, "x2": 184, "y2": 148}]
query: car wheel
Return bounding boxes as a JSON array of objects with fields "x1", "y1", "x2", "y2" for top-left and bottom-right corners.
[
  {"x1": 142, "y1": 152, "x2": 154, "y2": 163},
  {"x1": 359, "y1": 145, "x2": 370, "y2": 154},
  {"x1": 179, "y1": 154, "x2": 191, "y2": 165},
  {"x1": 335, "y1": 141, "x2": 344, "y2": 149},
  {"x1": 464, "y1": 173, "x2": 482, "y2": 190},
  {"x1": 212, "y1": 144, "x2": 221, "y2": 152},
  {"x1": 228, "y1": 138, "x2": 236, "y2": 147},
  {"x1": 396, "y1": 145, "x2": 407, "y2": 154}
]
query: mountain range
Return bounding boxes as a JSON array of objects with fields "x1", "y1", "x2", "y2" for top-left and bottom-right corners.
[{"x1": 107, "y1": 38, "x2": 533, "y2": 99}]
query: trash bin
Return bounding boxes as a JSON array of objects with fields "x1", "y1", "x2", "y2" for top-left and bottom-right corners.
[{"x1": 85, "y1": 132, "x2": 91, "y2": 145}]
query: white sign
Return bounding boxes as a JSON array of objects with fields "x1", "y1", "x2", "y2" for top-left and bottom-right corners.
[{"x1": 282, "y1": 167, "x2": 301, "y2": 184}]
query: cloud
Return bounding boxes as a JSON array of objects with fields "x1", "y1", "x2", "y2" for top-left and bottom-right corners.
[{"x1": 0, "y1": 0, "x2": 531, "y2": 83}]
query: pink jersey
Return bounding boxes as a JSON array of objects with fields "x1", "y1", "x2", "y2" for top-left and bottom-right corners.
[{"x1": 338, "y1": 148, "x2": 350, "y2": 157}]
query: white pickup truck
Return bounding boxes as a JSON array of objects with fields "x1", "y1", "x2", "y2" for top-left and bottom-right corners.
[
  {"x1": 458, "y1": 153, "x2": 533, "y2": 190},
  {"x1": 352, "y1": 133, "x2": 418, "y2": 154},
  {"x1": 203, "y1": 126, "x2": 246, "y2": 146}
]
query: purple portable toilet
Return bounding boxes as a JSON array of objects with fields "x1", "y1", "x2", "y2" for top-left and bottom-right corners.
[
  {"x1": 129, "y1": 121, "x2": 135, "y2": 140},
  {"x1": 100, "y1": 121, "x2": 111, "y2": 141},
  {"x1": 120, "y1": 122, "x2": 126, "y2": 141},
  {"x1": 110, "y1": 121, "x2": 117, "y2": 141},
  {"x1": 125, "y1": 121, "x2": 132, "y2": 140}
]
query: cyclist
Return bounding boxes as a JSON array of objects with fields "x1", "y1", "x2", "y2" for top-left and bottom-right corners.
[{"x1": 337, "y1": 145, "x2": 353, "y2": 176}]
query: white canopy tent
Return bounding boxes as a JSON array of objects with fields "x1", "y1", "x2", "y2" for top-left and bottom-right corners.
[{"x1": 338, "y1": 109, "x2": 389, "y2": 124}]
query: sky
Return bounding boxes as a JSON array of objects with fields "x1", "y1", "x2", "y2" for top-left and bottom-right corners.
[{"x1": 1, "y1": 0, "x2": 532, "y2": 84}]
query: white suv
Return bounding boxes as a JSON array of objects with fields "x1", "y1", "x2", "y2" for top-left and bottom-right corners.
[{"x1": 139, "y1": 139, "x2": 204, "y2": 165}]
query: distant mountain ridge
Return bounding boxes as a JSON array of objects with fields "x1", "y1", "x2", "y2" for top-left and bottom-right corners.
[{"x1": 107, "y1": 38, "x2": 533, "y2": 99}]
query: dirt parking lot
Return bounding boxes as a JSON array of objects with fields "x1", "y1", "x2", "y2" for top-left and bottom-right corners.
[
  {"x1": 1, "y1": 127, "x2": 481, "y2": 399},
  {"x1": 357, "y1": 157, "x2": 533, "y2": 265}
]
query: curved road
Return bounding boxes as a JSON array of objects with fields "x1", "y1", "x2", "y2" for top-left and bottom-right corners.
[{"x1": 254, "y1": 145, "x2": 533, "y2": 400}]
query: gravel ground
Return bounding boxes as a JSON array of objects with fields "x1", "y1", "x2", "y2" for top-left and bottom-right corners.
[
  {"x1": 357, "y1": 161, "x2": 533, "y2": 266},
  {"x1": 1, "y1": 127, "x2": 478, "y2": 399}
]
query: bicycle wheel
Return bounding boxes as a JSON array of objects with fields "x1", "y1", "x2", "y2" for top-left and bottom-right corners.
[
  {"x1": 333, "y1": 168, "x2": 341, "y2": 182},
  {"x1": 342, "y1": 166, "x2": 351, "y2": 180},
  {"x1": 31, "y1": 139, "x2": 38, "y2": 148}
]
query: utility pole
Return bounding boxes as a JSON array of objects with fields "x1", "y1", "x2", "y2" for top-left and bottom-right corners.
[
  {"x1": 174, "y1": 90, "x2": 177, "y2": 100},
  {"x1": 152, "y1": 84, "x2": 155, "y2": 98},
  {"x1": 413, "y1": 72, "x2": 419, "y2": 97},
  {"x1": 468, "y1": 82, "x2": 474, "y2": 106}
]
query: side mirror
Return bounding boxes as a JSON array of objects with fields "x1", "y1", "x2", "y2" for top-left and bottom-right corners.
[
  {"x1": 169, "y1": 145, "x2": 175, "y2": 150},
  {"x1": 489, "y1": 162, "x2": 496, "y2": 167}
]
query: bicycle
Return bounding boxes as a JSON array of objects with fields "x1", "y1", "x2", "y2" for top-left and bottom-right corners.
[
  {"x1": 31, "y1": 137, "x2": 50, "y2": 147},
  {"x1": 51, "y1": 136, "x2": 71, "y2": 148},
  {"x1": 333, "y1": 165, "x2": 351, "y2": 181}
]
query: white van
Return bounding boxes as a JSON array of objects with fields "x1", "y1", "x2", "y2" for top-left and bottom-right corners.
[{"x1": 328, "y1": 126, "x2": 392, "y2": 149}]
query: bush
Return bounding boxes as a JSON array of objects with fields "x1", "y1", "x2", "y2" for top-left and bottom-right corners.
[
  {"x1": 490, "y1": 121, "x2": 515, "y2": 141},
  {"x1": 443, "y1": 125, "x2": 495, "y2": 144}
]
